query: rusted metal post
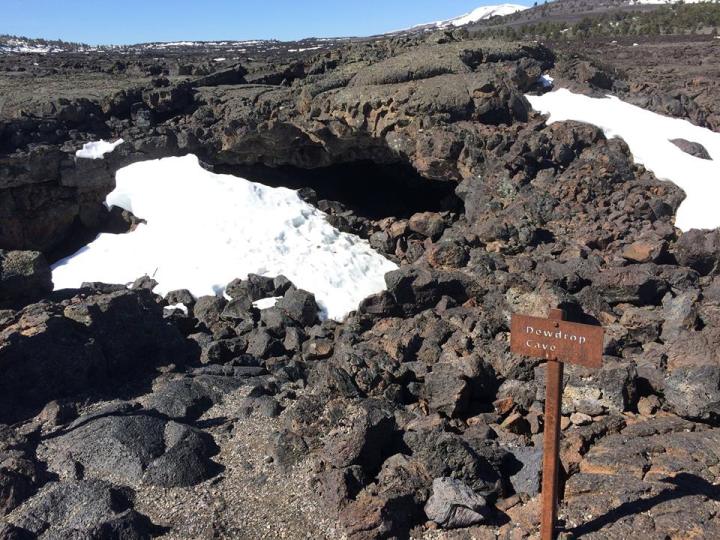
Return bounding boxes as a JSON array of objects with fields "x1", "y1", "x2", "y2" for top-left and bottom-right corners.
[{"x1": 541, "y1": 308, "x2": 565, "y2": 540}]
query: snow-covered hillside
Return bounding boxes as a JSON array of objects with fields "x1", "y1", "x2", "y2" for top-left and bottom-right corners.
[
  {"x1": 412, "y1": 3, "x2": 528, "y2": 30},
  {"x1": 0, "y1": 38, "x2": 65, "y2": 54}
]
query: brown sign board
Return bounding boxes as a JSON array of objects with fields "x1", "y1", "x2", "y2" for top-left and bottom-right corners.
[{"x1": 510, "y1": 313, "x2": 604, "y2": 368}]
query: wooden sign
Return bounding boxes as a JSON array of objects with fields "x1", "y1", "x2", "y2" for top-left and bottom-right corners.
[
  {"x1": 510, "y1": 309, "x2": 604, "y2": 540},
  {"x1": 510, "y1": 313, "x2": 604, "y2": 368}
]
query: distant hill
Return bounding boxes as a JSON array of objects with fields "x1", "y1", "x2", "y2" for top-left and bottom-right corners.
[
  {"x1": 462, "y1": 0, "x2": 719, "y2": 31},
  {"x1": 464, "y1": 0, "x2": 720, "y2": 41}
]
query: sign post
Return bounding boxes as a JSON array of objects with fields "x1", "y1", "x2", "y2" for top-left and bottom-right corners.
[{"x1": 510, "y1": 308, "x2": 604, "y2": 540}]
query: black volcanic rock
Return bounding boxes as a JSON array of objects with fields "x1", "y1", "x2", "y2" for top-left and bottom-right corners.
[
  {"x1": 276, "y1": 289, "x2": 320, "y2": 327},
  {"x1": 0, "y1": 425, "x2": 43, "y2": 517},
  {"x1": 671, "y1": 138, "x2": 712, "y2": 160},
  {"x1": 6, "y1": 480, "x2": 159, "y2": 538},
  {"x1": 143, "y1": 375, "x2": 242, "y2": 421},
  {"x1": 39, "y1": 412, "x2": 219, "y2": 488},
  {"x1": 673, "y1": 229, "x2": 720, "y2": 276},
  {"x1": 0, "y1": 287, "x2": 187, "y2": 422},
  {"x1": 0, "y1": 250, "x2": 52, "y2": 305}
]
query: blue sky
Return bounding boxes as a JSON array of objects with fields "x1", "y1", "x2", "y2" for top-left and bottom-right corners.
[{"x1": 2, "y1": 1, "x2": 534, "y2": 45}]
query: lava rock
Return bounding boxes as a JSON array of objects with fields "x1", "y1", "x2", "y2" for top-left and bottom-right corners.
[
  {"x1": 408, "y1": 212, "x2": 446, "y2": 240},
  {"x1": 622, "y1": 238, "x2": 668, "y2": 264},
  {"x1": 424, "y1": 477, "x2": 490, "y2": 529},
  {"x1": 316, "y1": 465, "x2": 366, "y2": 511},
  {"x1": 165, "y1": 288, "x2": 196, "y2": 308},
  {"x1": 226, "y1": 274, "x2": 273, "y2": 301},
  {"x1": 37, "y1": 400, "x2": 78, "y2": 427},
  {"x1": 6, "y1": 480, "x2": 158, "y2": 538},
  {"x1": 237, "y1": 395, "x2": 282, "y2": 418},
  {"x1": 426, "y1": 241, "x2": 470, "y2": 268},
  {"x1": 246, "y1": 328, "x2": 285, "y2": 358},
  {"x1": 424, "y1": 363, "x2": 470, "y2": 418},
  {"x1": 0, "y1": 288, "x2": 187, "y2": 422},
  {"x1": 271, "y1": 430, "x2": 310, "y2": 471},
  {"x1": 221, "y1": 297, "x2": 256, "y2": 321},
  {"x1": 358, "y1": 291, "x2": 399, "y2": 317},
  {"x1": 592, "y1": 264, "x2": 669, "y2": 306},
  {"x1": 143, "y1": 376, "x2": 241, "y2": 421},
  {"x1": 276, "y1": 289, "x2": 320, "y2": 326},
  {"x1": 671, "y1": 138, "x2": 711, "y2": 160},
  {"x1": 39, "y1": 413, "x2": 220, "y2": 488},
  {"x1": 321, "y1": 399, "x2": 398, "y2": 473},
  {"x1": 0, "y1": 426, "x2": 42, "y2": 517},
  {"x1": 403, "y1": 430, "x2": 502, "y2": 495},
  {"x1": 130, "y1": 275, "x2": 158, "y2": 291},
  {"x1": 197, "y1": 336, "x2": 248, "y2": 364},
  {"x1": 194, "y1": 295, "x2": 228, "y2": 328},
  {"x1": 0, "y1": 250, "x2": 52, "y2": 305},
  {"x1": 543, "y1": 359, "x2": 638, "y2": 416},
  {"x1": 673, "y1": 229, "x2": 720, "y2": 276},
  {"x1": 507, "y1": 446, "x2": 543, "y2": 496},
  {"x1": 663, "y1": 329, "x2": 720, "y2": 420}
]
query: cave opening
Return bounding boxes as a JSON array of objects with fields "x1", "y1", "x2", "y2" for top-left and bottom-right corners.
[
  {"x1": 47, "y1": 157, "x2": 465, "y2": 266},
  {"x1": 213, "y1": 160, "x2": 464, "y2": 220}
]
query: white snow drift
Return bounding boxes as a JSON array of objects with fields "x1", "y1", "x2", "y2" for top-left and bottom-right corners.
[
  {"x1": 526, "y1": 89, "x2": 720, "y2": 231},
  {"x1": 75, "y1": 139, "x2": 124, "y2": 159},
  {"x1": 52, "y1": 155, "x2": 398, "y2": 321}
]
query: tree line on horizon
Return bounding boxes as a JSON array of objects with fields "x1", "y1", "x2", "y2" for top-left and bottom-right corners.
[{"x1": 472, "y1": 3, "x2": 720, "y2": 41}]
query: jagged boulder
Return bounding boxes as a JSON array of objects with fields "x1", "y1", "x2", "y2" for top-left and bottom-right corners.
[
  {"x1": 0, "y1": 287, "x2": 187, "y2": 421},
  {"x1": 424, "y1": 477, "x2": 490, "y2": 529}
]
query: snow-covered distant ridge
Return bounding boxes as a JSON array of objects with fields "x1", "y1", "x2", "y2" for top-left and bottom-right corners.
[
  {"x1": 413, "y1": 3, "x2": 528, "y2": 30},
  {"x1": 0, "y1": 38, "x2": 76, "y2": 54},
  {"x1": 0, "y1": 40, "x2": 57, "y2": 54},
  {"x1": 0, "y1": 36, "x2": 110, "y2": 54},
  {"x1": 0, "y1": 35, "x2": 347, "y2": 56}
]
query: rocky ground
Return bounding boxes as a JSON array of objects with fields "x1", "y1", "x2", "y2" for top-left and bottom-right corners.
[
  {"x1": 551, "y1": 35, "x2": 720, "y2": 131},
  {"x1": 1, "y1": 26, "x2": 720, "y2": 540}
]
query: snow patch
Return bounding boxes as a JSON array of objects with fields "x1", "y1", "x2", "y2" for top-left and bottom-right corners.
[
  {"x1": 76, "y1": 139, "x2": 124, "y2": 159},
  {"x1": 526, "y1": 89, "x2": 720, "y2": 232},
  {"x1": 164, "y1": 303, "x2": 189, "y2": 315},
  {"x1": 51, "y1": 155, "x2": 398, "y2": 321},
  {"x1": 288, "y1": 46, "x2": 322, "y2": 53},
  {"x1": 253, "y1": 297, "x2": 282, "y2": 310}
]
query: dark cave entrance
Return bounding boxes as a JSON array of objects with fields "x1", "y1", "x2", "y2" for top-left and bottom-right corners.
[
  {"x1": 47, "y1": 158, "x2": 465, "y2": 265},
  {"x1": 213, "y1": 160, "x2": 464, "y2": 220}
]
